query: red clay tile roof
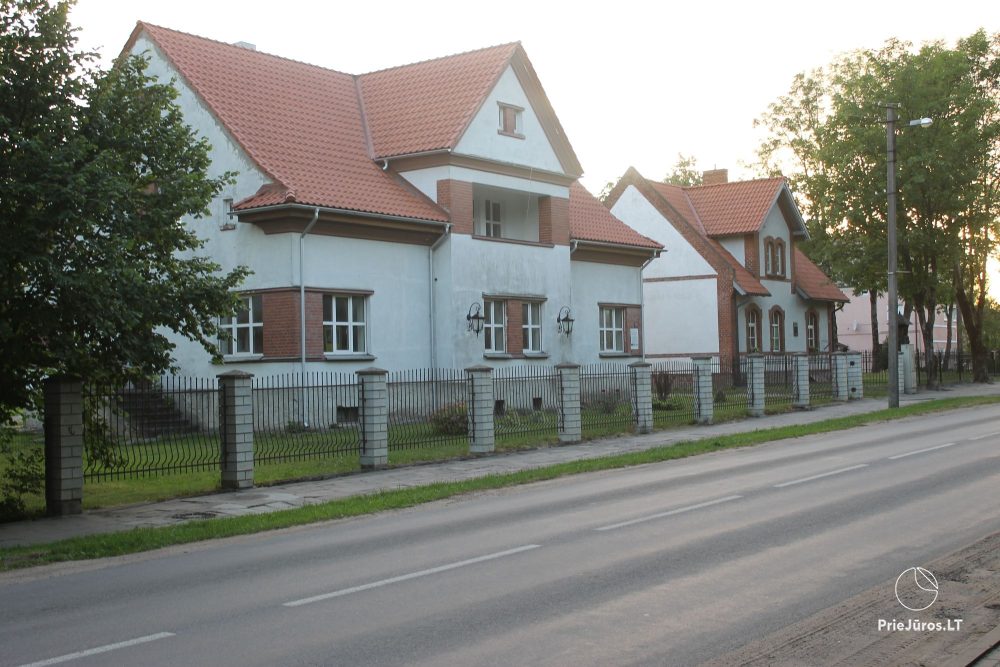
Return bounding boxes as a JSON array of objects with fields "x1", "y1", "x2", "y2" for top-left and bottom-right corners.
[
  {"x1": 358, "y1": 44, "x2": 518, "y2": 159},
  {"x1": 569, "y1": 183, "x2": 661, "y2": 249},
  {"x1": 649, "y1": 182, "x2": 707, "y2": 235},
  {"x1": 682, "y1": 177, "x2": 786, "y2": 236},
  {"x1": 794, "y1": 248, "x2": 849, "y2": 302},
  {"x1": 132, "y1": 23, "x2": 448, "y2": 221}
]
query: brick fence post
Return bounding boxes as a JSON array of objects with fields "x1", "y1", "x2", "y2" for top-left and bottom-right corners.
[
  {"x1": 847, "y1": 352, "x2": 863, "y2": 400},
  {"x1": 43, "y1": 376, "x2": 84, "y2": 515},
  {"x1": 465, "y1": 366, "x2": 495, "y2": 454},
  {"x1": 692, "y1": 357, "x2": 715, "y2": 425},
  {"x1": 357, "y1": 368, "x2": 389, "y2": 468},
  {"x1": 832, "y1": 352, "x2": 849, "y2": 401},
  {"x1": 556, "y1": 363, "x2": 581, "y2": 443},
  {"x1": 630, "y1": 362, "x2": 653, "y2": 434},
  {"x1": 793, "y1": 353, "x2": 810, "y2": 409},
  {"x1": 747, "y1": 354, "x2": 765, "y2": 417},
  {"x1": 218, "y1": 370, "x2": 254, "y2": 489}
]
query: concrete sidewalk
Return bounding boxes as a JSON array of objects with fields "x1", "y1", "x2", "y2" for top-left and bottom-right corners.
[{"x1": 2, "y1": 382, "x2": 998, "y2": 549}]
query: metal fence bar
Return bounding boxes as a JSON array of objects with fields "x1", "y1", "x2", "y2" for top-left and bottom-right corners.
[
  {"x1": 762, "y1": 354, "x2": 795, "y2": 410},
  {"x1": 492, "y1": 365, "x2": 561, "y2": 444},
  {"x1": 579, "y1": 363, "x2": 635, "y2": 436},
  {"x1": 808, "y1": 353, "x2": 835, "y2": 402},
  {"x1": 252, "y1": 372, "x2": 361, "y2": 465},
  {"x1": 83, "y1": 376, "x2": 221, "y2": 481},
  {"x1": 861, "y1": 350, "x2": 889, "y2": 397},
  {"x1": 709, "y1": 357, "x2": 749, "y2": 419},
  {"x1": 649, "y1": 360, "x2": 696, "y2": 429},
  {"x1": 387, "y1": 368, "x2": 468, "y2": 451}
]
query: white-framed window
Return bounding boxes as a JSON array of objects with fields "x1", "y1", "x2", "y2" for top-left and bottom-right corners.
[
  {"x1": 323, "y1": 294, "x2": 367, "y2": 354},
  {"x1": 522, "y1": 302, "x2": 542, "y2": 353},
  {"x1": 746, "y1": 306, "x2": 761, "y2": 353},
  {"x1": 599, "y1": 306, "x2": 624, "y2": 353},
  {"x1": 219, "y1": 294, "x2": 263, "y2": 356},
  {"x1": 498, "y1": 103, "x2": 523, "y2": 136},
  {"x1": 806, "y1": 310, "x2": 819, "y2": 352},
  {"x1": 484, "y1": 299, "x2": 506, "y2": 353},
  {"x1": 770, "y1": 308, "x2": 785, "y2": 352},
  {"x1": 483, "y1": 199, "x2": 502, "y2": 238}
]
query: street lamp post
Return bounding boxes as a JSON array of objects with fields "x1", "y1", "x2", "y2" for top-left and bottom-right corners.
[{"x1": 885, "y1": 104, "x2": 931, "y2": 409}]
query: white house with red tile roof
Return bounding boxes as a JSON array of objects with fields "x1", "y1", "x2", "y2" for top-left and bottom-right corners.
[
  {"x1": 123, "y1": 23, "x2": 660, "y2": 375},
  {"x1": 605, "y1": 168, "x2": 847, "y2": 366}
]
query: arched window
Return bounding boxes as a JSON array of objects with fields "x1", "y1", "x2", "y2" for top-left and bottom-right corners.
[
  {"x1": 763, "y1": 238, "x2": 773, "y2": 275},
  {"x1": 806, "y1": 310, "x2": 819, "y2": 352},
  {"x1": 769, "y1": 307, "x2": 785, "y2": 352},
  {"x1": 746, "y1": 305, "x2": 762, "y2": 352},
  {"x1": 775, "y1": 240, "x2": 786, "y2": 277}
]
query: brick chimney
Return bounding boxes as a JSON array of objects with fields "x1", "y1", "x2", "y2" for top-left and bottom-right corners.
[{"x1": 702, "y1": 169, "x2": 728, "y2": 186}]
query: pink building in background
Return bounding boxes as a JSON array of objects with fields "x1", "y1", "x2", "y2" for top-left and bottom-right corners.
[{"x1": 836, "y1": 289, "x2": 961, "y2": 355}]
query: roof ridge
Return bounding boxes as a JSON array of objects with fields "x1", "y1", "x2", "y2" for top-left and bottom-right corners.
[
  {"x1": 137, "y1": 21, "x2": 355, "y2": 77},
  {"x1": 683, "y1": 175, "x2": 785, "y2": 191},
  {"x1": 681, "y1": 189, "x2": 707, "y2": 235},
  {"x1": 358, "y1": 41, "x2": 521, "y2": 77}
]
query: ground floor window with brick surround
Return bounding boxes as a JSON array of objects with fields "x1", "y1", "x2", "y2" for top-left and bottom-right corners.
[
  {"x1": 484, "y1": 299, "x2": 506, "y2": 353},
  {"x1": 323, "y1": 294, "x2": 367, "y2": 354},
  {"x1": 746, "y1": 305, "x2": 762, "y2": 353},
  {"x1": 769, "y1": 306, "x2": 786, "y2": 353},
  {"x1": 599, "y1": 306, "x2": 624, "y2": 353},
  {"x1": 219, "y1": 294, "x2": 263, "y2": 357},
  {"x1": 522, "y1": 301, "x2": 542, "y2": 353}
]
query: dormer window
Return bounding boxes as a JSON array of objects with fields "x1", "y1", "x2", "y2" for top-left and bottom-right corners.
[
  {"x1": 498, "y1": 103, "x2": 524, "y2": 138},
  {"x1": 763, "y1": 237, "x2": 787, "y2": 278}
]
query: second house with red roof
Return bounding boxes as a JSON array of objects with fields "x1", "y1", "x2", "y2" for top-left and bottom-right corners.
[{"x1": 124, "y1": 24, "x2": 661, "y2": 375}]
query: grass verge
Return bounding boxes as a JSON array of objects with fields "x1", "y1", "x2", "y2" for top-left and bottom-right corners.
[{"x1": 2, "y1": 394, "x2": 998, "y2": 571}]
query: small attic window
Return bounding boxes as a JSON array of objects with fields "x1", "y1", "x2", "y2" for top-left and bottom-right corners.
[{"x1": 498, "y1": 103, "x2": 524, "y2": 139}]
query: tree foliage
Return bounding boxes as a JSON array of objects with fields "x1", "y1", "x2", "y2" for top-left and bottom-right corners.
[
  {"x1": 663, "y1": 153, "x2": 703, "y2": 187},
  {"x1": 755, "y1": 30, "x2": 1000, "y2": 383},
  {"x1": 0, "y1": 0, "x2": 249, "y2": 417}
]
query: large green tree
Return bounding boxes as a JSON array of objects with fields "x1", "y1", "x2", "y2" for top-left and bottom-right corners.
[
  {"x1": 755, "y1": 31, "x2": 1000, "y2": 384},
  {"x1": 0, "y1": 0, "x2": 248, "y2": 417}
]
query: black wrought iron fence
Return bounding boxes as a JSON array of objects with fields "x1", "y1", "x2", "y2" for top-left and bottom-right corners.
[
  {"x1": 712, "y1": 357, "x2": 748, "y2": 420},
  {"x1": 861, "y1": 350, "x2": 888, "y2": 397},
  {"x1": 763, "y1": 355, "x2": 795, "y2": 411},
  {"x1": 492, "y1": 366, "x2": 560, "y2": 444},
  {"x1": 580, "y1": 363, "x2": 635, "y2": 437},
  {"x1": 252, "y1": 373, "x2": 361, "y2": 465},
  {"x1": 650, "y1": 360, "x2": 696, "y2": 428},
  {"x1": 83, "y1": 376, "x2": 220, "y2": 481},
  {"x1": 388, "y1": 368, "x2": 468, "y2": 451},
  {"x1": 809, "y1": 353, "x2": 835, "y2": 402}
]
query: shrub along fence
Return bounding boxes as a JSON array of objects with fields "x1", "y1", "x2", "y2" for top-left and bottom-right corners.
[{"x1": 41, "y1": 352, "x2": 873, "y2": 515}]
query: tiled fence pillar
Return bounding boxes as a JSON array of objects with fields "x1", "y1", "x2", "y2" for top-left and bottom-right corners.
[
  {"x1": 898, "y1": 351, "x2": 909, "y2": 396},
  {"x1": 692, "y1": 357, "x2": 714, "y2": 425},
  {"x1": 218, "y1": 370, "x2": 255, "y2": 489},
  {"x1": 556, "y1": 363, "x2": 581, "y2": 443},
  {"x1": 630, "y1": 362, "x2": 653, "y2": 434},
  {"x1": 43, "y1": 376, "x2": 84, "y2": 515},
  {"x1": 833, "y1": 353, "x2": 850, "y2": 401},
  {"x1": 357, "y1": 368, "x2": 389, "y2": 468},
  {"x1": 465, "y1": 366, "x2": 495, "y2": 454},
  {"x1": 793, "y1": 354, "x2": 810, "y2": 409},
  {"x1": 847, "y1": 352, "x2": 863, "y2": 400},
  {"x1": 900, "y1": 344, "x2": 917, "y2": 394},
  {"x1": 747, "y1": 354, "x2": 765, "y2": 417}
]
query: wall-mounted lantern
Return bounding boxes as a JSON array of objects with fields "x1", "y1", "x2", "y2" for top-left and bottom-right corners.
[
  {"x1": 467, "y1": 303, "x2": 485, "y2": 337},
  {"x1": 556, "y1": 306, "x2": 574, "y2": 336}
]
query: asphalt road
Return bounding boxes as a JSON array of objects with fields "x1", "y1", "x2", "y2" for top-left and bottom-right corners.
[{"x1": 2, "y1": 405, "x2": 999, "y2": 667}]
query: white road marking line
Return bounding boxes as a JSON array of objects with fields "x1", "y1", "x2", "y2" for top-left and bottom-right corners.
[
  {"x1": 17, "y1": 632, "x2": 175, "y2": 667},
  {"x1": 773, "y1": 464, "x2": 869, "y2": 489},
  {"x1": 969, "y1": 431, "x2": 1000, "y2": 442},
  {"x1": 594, "y1": 495, "x2": 744, "y2": 532},
  {"x1": 283, "y1": 544, "x2": 542, "y2": 607},
  {"x1": 888, "y1": 442, "x2": 957, "y2": 460}
]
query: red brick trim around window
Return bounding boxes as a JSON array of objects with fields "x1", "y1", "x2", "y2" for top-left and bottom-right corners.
[
  {"x1": 436, "y1": 179, "x2": 474, "y2": 235},
  {"x1": 768, "y1": 305, "x2": 786, "y2": 353}
]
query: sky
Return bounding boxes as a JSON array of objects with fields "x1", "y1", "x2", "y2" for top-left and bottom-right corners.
[{"x1": 67, "y1": 0, "x2": 999, "y2": 294}]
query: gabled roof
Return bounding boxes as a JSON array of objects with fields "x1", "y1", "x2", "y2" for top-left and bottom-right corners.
[
  {"x1": 358, "y1": 44, "x2": 583, "y2": 176},
  {"x1": 651, "y1": 177, "x2": 801, "y2": 237},
  {"x1": 128, "y1": 22, "x2": 448, "y2": 221},
  {"x1": 568, "y1": 183, "x2": 660, "y2": 249},
  {"x1": 794, "y1": 249, "x2": 849, "y2": 302}
]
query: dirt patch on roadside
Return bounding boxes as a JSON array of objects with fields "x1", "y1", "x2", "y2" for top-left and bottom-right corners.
[{"x1": 701, "y1": 532, "x2": 1000, "y2": 666}]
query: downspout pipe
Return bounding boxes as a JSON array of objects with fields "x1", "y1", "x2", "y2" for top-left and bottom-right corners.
[
  {"x1": 299, "y1": 207, "x2": 320, "y2": 426},
  {"x1": 428, "y1": 224, "x2": 452, "y2": 369},
  {"x1": 638, "y1": 252, "x2": 658, "y2": 361}
]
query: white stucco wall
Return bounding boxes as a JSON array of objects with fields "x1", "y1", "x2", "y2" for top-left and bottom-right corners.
[
  {"x1": 717, "y1": 237, "x2": 745, "y2": 268},
  {"x1": 643, "y1": 280, "x2": 719, "y2": 357},
  {"x1": 453, "y1": 66, "x2": 564, "y2": 174},
  {"x1": 610, "y1": 186, "x2": 714, "y2": 279},
  {"x1": 569, "y1": 260, "x2": 644, "y2": 363},
  {"x1": 399, "y1": 165, "x2": 568, "y2": 202}
]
